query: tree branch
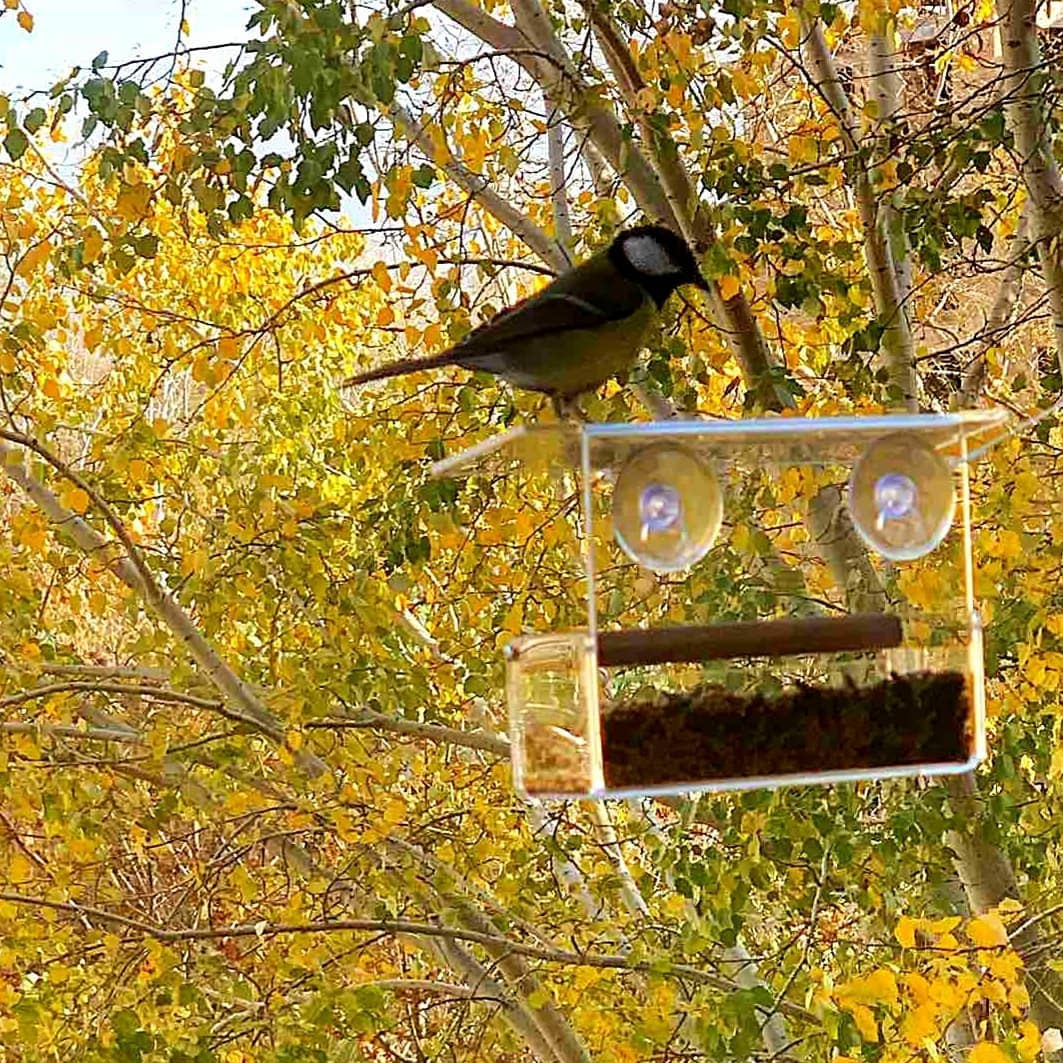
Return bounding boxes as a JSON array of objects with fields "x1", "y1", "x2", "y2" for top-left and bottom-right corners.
[
  {"x1": 799, "y1": 10, "x2": 917, "y2": 407},
  {"x1": 0, "y1": 432, "x2": 327, "y2": 777},
  {"x1": 0, "y1": 893, "x2": 818, "y2": 1021},
  {"x1": 945, "y1": 772, "x2": 1063, "y2": 1046},
  {"x1": 962, "y1": 210, "x2": 1031, "y2": 404},
  {"x1": 995, "y1": 0, "x2": 1063, "y2": 366},
  {"x1": 0, "y1": 721, "x2": 146, "y2": 744},
  {"x1": 388, "y1": 101, "x2": 569, "y2": 273},
  {"x1": 434, "y1": 0, "x2": 679, "y2": 230},
  {"x1": 309, "y1": 708, "x2": 508, "y2": 757}
]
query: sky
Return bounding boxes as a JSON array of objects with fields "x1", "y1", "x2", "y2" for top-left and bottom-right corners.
[
  {"x1": 0, "y1": 0, "x2": 381, "y2": 225},
  {"x1": 0, "y1": 0, "x2": 255, "y2": 95}
]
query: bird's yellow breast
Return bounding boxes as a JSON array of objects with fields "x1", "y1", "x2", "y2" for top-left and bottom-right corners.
[{"x1": 493, "y1": 298, "x2": 657, "y2": 397}]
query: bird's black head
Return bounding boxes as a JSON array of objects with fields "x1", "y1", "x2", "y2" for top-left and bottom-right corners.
[{"x1": 608, "y1": 225, "x2": 710, "y2": 308}]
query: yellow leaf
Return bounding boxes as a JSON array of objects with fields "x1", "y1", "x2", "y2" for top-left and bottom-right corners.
[
  {"x1": 381, "y1": 797, "x2": 405, "y2": 825},
  {"x1": 503, "y1": 601, "x2": 523, "y2": 635},
  {"x1": 181, "y1": 548, "x2": 207, "y2": 577},
  {"x1": 777, "y1": 9, "x2": 801, "y2": 46},
  {"x1": 864, "y1": 968, "x2": 899, "y2": 1005},
  {"x1": 18, "y1": 239, "x2": 52, "y2": 276},
  {"x1": 67, "y1": 486, "x2": 91, "y2": 515},
  {"x1": 218, "y1": 335, "x2": 241, "y2": 360},
  {"x1": 377, "y1": 304, "x2": 395, "y2": 327},
  {"x1": 371, "y1": 260, "x2": 392, "y2": 293},
  {"x1": 718, "y1": 274, "x2": 740, "y2": 301},
  {"x1": 789, "y1": 134, "x2": 819, "y2": 163},
  {"x1": 928, "y1": 915, "x2": 961, "y2": 934},
  {"x1": 903, "y1": 971, "x2": 931, "y2": 1004},
  {"x1": 0, "y1": 351, "x2": 15, "y2": 373},
  {"x1": 4, "y1": 1, "x2": 19, "y2": 9},
  {"x1": 989, "y1": 949, "x2": 1024, "y2": 984},
  {"x1": 840, "y1": 968, "x2": 898, "y2": 1007},
  {"x1": 128, "y1": 458, "x2": 148, "y2": 483},
  {"x1": 995, "y1": 529, "x2": 1023, "y2": 561},
  {"x1": 850, "y1": 1003, "x2": 878, "y2": 1043},
  {"x1": 115, "y1": 183, "x2": 151, "y2": 222},
  {"x1": 191, "y1": 353, "x2": 214, "y2": 384},
  {"x1": 979, "y1": 979, "x2": 1007, "y2": 1005},
  {"x1": 17, "y1": 519, "x2": 46, "y2": 553},
  {"x1": 82, "y1": 229, "x2": 104, "y2": 264},
  {"x1": 1017, "y1": 1020, "x2": 1041, "y2": 1061},
  {"x1": 230, "y1": 865, "x2": 257, "y2": 904},
  {"x1": 1009, "y1": 982, "x2": 1031, "y2": 1013},
  {"x1": 662, "y1": 893, "x2": 687, "y2": 918},
  {"x1": 895, "y1": 915, "x2": 917, "y2": 948},
  {"x1": 970, "y1": 1043, "x2": 1011, "y2": 1063},
  {"x1": 901, "y1": 1003, "x2": 938, "y2": 1047},
  {"x1": 8, "y1": 852, "x2": 34, "y2": 883},
  {"x1": 732, "y1": 67, "x2": 757, "y2": 99},
  {"x1": 17, "y1": 8, "x2": 32, "y2": 31},
  {"x1": 968, "y1": 912, "x2": 1009, "y2": 948}
]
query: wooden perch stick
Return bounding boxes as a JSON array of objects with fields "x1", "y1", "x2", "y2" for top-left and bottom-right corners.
[{"x1": 597, "y1": 613, "x2": 902, "y2": 668}]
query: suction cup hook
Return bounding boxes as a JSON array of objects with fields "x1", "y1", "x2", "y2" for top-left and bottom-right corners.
[
  {"x1": 613, "y1": 443, "x2": 723, "y2": 572},
  {"x1": 848, "y1": 432, "x2": 955, "y2": 561}
]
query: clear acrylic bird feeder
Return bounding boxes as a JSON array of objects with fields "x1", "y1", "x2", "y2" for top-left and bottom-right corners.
[{"x1": 431, "y1": 410, "x2": 1008, "y2": 800}]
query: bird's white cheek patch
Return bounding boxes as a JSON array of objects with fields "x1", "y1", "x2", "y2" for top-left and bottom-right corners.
[{"x1": 622, "y1": 235, "x2": 679, "y2": 276}]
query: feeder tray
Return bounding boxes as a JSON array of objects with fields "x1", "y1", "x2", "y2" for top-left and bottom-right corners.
[{"x1": 432, "y1": 411, "x2": 1008, "y2": 799}]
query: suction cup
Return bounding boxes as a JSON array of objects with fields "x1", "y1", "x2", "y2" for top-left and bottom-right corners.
[
  {"x1": 612, "y1": 443, "x2": 723, "y2": 572},
  {"x1": 848, "y1": 432, "x2": 955, "y2": 561}
]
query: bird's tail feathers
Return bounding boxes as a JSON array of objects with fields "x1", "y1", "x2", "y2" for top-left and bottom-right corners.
[{"x1": 341, "y1": 349, "x2": 457, "y2": 388}]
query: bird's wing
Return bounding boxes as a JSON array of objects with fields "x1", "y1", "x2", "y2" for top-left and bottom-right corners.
[{"x1": 451, "y1": 284, "x2": 645, "y2": 368}]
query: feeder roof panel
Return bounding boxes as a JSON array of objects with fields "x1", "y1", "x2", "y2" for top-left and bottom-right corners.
[
  {"x1": 430, "y1": 409, "x2": 1010, "y2": 480},
  {"x1": 429, "y1": 424, "x2": 580, "y2": 479}
]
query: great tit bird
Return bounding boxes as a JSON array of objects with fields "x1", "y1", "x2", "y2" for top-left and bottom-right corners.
[{"x1": 341, "y1": 225, "x2": 709, "y2": 403}]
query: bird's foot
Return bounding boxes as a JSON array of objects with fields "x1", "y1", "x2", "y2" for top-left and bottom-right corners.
[{"x1": 551, "y1": 394, "x2": 590, "y2": 424}]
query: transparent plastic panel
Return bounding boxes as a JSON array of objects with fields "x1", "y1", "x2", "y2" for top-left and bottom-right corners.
[
  {"x1": 429, "y1": 424, "x2": 580, "y2": 480},
  {"x1": 577, "y1": 414, "x2": 993, "y2": 798},
  {"x1": 598, "y1": 646, "x2": 979, "y2": 797},
  {"x1": 431, "y1": 423, "x2": 589, "y2": 640},
  {"x1": 430, "y1": 412, "x2": 1003, "y2": 800},
  {"x1": 505, "y1": 631, "x2": 601, "y2": 799}
]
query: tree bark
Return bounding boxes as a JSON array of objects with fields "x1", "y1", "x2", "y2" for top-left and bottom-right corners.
[
  {"x1": 800, "y1": 11, "x2": 918, "y2": 408},
  {"x1": 946, "y1": 773, "x2": 1063, "y2": 1045}
]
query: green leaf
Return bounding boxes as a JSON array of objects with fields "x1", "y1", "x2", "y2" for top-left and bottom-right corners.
[
  {"x1": 412, "y1": 164, "x2": 435, "y2": 189},
  {"x1": 3, "y1": 128, "x2": 28, "y2": 161},
  {"x1": 228, "y1": 195, "x2": 254, "y2": 222},
  {"x1": 24, "y1": 108, "x2": 46, "y2": 134},
  {"x1": 135, "y1": 234, "x2": 160, "y2": 258},
  {"x1": 400, "y1": 34, "x2": 423, "y2": 65}
]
